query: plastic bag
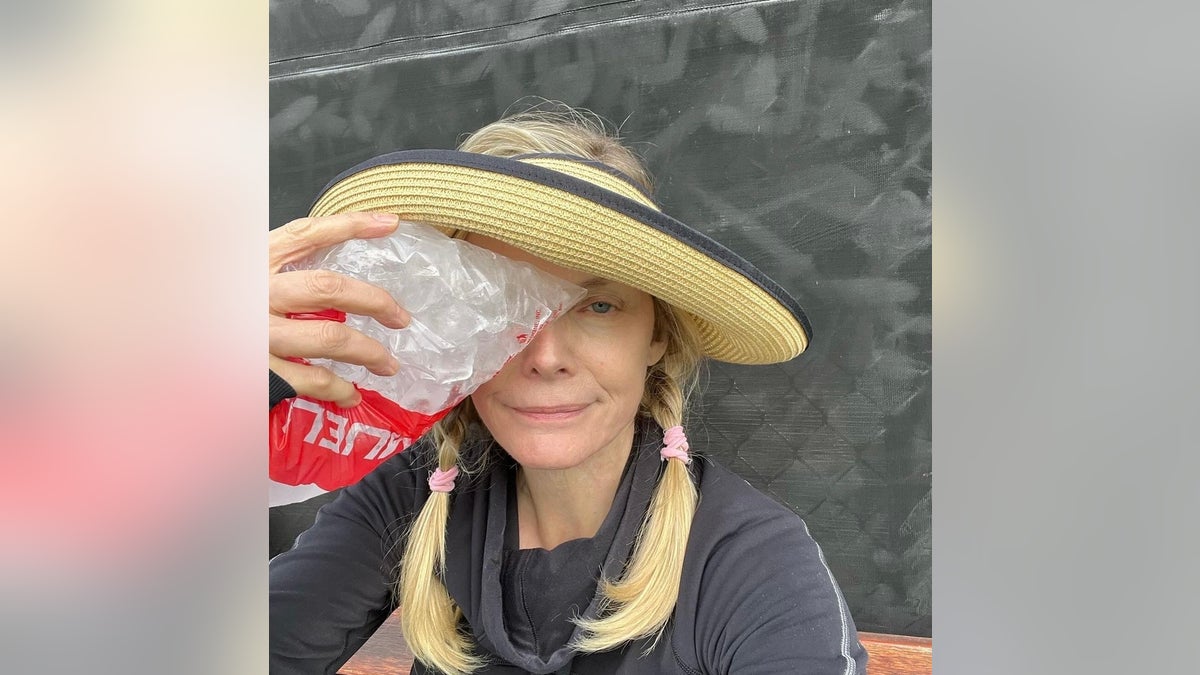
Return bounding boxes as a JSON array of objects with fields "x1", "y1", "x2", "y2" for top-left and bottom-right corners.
[{"x1": 269, "y1": 221, "x2": 586, "y2": 505}]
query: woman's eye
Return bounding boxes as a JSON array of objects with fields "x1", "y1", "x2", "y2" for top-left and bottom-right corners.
[{"x1": 588, "y1": 301, "x2": 614, "y2": 314}]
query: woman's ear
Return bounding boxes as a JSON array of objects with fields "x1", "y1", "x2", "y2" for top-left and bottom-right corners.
[
  {"x1": 647, "y1": 298, "x2": 671, "y2": 367},
  {"x1": 646, "y1": 336, "x2": 668, "y2": 367}
]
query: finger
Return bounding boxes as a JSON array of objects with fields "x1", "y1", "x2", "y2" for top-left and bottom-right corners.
[
  {"x1": 270, "y1": 269, "x2": 410, "y2": 329},
  {"x1": 269, "y1": 211, "x2": 400, "y2": 273},
  {"x1": 270, "y1": 355, "x2": 361, "y2": 408},
  {"x1": 270, "y1": 315, "x2": 401, "y2": 377}
]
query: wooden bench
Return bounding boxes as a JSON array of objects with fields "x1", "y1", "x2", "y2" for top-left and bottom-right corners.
[
  {"x1": 856, "y1": 631, "x2": 933, "y2": 674},
  {"x1": 340, "y1": 612, "x2": 931, "y2": 674}
]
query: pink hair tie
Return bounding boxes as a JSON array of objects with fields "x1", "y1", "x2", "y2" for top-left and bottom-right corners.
[
  {"x1": 428, "y1": 466, "x2": 460, "y2": 493},
  {"x1": 660, "y1": 425, "x2": 691, "y2": 465}
]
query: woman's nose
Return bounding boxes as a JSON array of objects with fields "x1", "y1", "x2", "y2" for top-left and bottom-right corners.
[{"x1": 518, "y1": 317, "x2": 573, "y2": 377}]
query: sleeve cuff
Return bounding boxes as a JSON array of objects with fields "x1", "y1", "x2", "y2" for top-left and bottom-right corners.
[{"x1": 270, "y1": 370, "x2": 297, "y2": 409}]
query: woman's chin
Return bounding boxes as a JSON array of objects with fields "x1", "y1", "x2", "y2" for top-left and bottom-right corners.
[
  {"x1": 495, "y1": 432, "x2": 634, "y2": 473},
  {"x1": 501, "y1": 443, "x2": 592, "y2": 471}
]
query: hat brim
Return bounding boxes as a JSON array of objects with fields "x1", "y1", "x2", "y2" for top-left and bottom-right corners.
[{"x1": 309, "y1": 150, "x2": 811, "y2": 365}]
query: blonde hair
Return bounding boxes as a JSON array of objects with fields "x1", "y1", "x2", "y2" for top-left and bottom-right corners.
[
  {"x1": 570, "y1": 297, "x2": 703, "y2": 652},
  {"x1": 396, "y1": 106, "x2": 704, "y2": 673},
  {"x1": 457, "y1": 103, "x2": 653, "y2": 193},
  {"x1": 396, "y1": 401, "x2": 484, "y2": 674}
]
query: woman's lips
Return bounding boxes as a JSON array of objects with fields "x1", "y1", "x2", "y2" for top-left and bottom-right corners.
[{"x1": 510, "y1": 404, "x2": 589, "y2": 421}]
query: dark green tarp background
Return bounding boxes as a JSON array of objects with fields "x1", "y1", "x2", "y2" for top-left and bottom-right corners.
[{"x1": 270, "y1": 0, "x2": 931, "y2": 637}]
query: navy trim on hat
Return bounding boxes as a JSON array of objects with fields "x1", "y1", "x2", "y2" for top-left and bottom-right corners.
[{"x1": 312, "y1": 149, "x2": 813, "y2": 344}]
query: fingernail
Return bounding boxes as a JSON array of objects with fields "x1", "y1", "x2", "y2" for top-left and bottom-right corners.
[
  {"x1": 372, "y1": 212, "x2": 399, "y2": 223},
  {"x1": 393, "y1": 306, "x2": 410, "y2": 327},
  {"x1": 387, "y1": 357, "x2": 401, "y2": 374}
]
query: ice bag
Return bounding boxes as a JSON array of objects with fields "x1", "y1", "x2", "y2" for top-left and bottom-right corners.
[{"x1": 269, "y1": 221, "x2": 585, "y2": 504}]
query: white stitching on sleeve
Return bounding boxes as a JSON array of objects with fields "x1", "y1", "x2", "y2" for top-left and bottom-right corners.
[{"x1": 801, "y1": 520, "x2": 856, "y2": 675}]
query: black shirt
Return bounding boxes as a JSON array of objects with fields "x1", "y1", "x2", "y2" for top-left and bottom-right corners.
[{"x1": 498, "y1": 463, "x2": 624, "y2": 664}]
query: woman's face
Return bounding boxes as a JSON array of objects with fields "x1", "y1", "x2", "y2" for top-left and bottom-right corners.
[{"x1": 468, "y1": 235, "x2": 667, "y2": 472}]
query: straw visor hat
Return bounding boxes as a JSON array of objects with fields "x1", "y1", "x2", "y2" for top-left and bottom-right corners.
[{"x1": 310, "y1": 150, "x2": 812, "y2": 365}]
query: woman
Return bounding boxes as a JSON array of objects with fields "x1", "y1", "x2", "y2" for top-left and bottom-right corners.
[{"x1": 270, "y1": 110, "x2": 868, "y2": 674}]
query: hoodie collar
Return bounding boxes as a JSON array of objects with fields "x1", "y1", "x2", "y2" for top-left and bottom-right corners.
[{"x1": 443, "y1": 418, "x2": 664, "y2": 673}]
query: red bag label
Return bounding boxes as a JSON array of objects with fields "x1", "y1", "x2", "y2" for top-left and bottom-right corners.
[{"x1": 269, "y1": 388, "x2": 450, "y2": 491}]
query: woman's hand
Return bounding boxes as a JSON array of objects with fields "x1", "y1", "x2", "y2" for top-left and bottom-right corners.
[{"x1": 270, "y1": 212, "x2": 411, "y2": 407}]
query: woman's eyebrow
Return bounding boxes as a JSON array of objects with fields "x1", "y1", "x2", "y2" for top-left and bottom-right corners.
[{"x1": 578, "y1": 277, "x2": 621, "y2": 291}]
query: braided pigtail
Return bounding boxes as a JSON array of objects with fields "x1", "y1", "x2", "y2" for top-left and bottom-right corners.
[
  {"x1": 397, "y1": 403, "x2": 485, "y2": 675},
  {"x1": 573, "y1": 300, "x2": 704, "y2": 652}
]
